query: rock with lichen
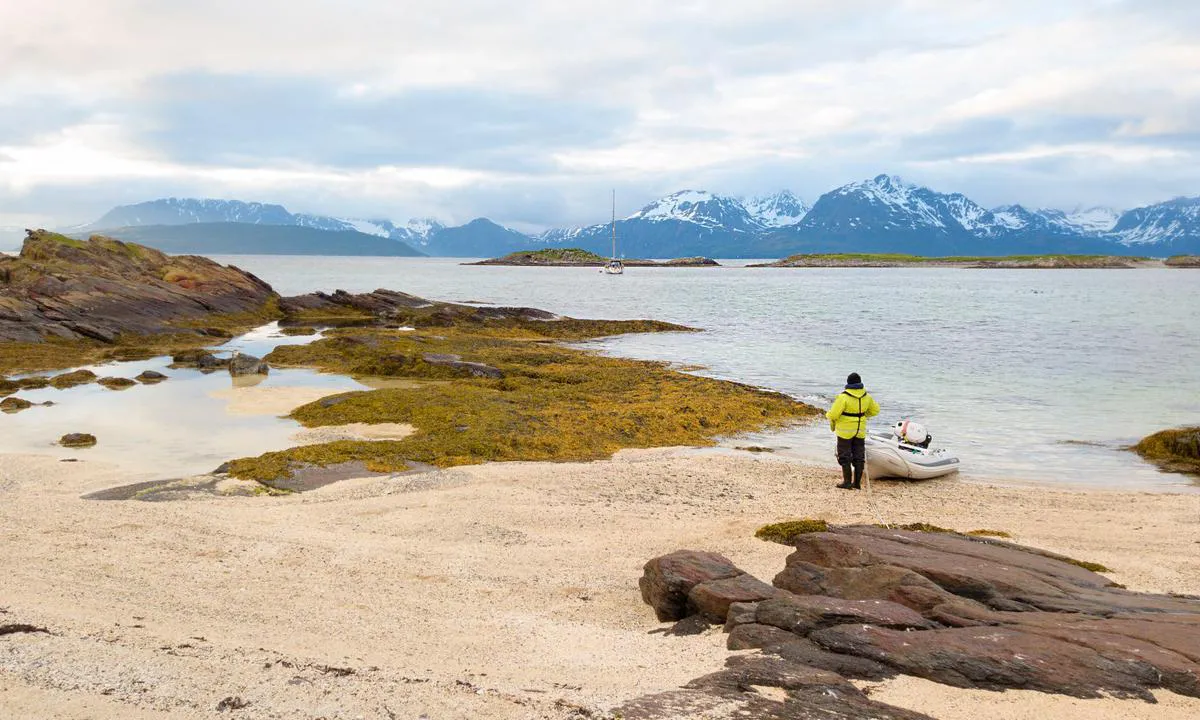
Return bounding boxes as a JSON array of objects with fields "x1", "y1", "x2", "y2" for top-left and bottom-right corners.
[
  {"x1": 48, "y1": 369, "x2": 97, "y2": 389},
  {"x1": 1, "y1": 396, "x2": 33, "y2": 413},
  {"x1": 59, "y1": 433, "x2": 97, "y2": 448},
  {"x1": 1134, "y1": 425, "x2": 1200, "y2": 475},
  {"x1": 0, "y1": 229, "x2": 276, "y2": 344}
]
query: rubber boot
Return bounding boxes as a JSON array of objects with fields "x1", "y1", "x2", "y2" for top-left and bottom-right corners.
[
  {"x1": 851, "y1": 461, "x2": 864, "y2": 490},
  {"x1": 836, "y1": 463, "x2": 854, "y2": 489}
]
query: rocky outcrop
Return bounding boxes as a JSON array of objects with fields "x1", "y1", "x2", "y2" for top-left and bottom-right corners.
[
  {"x1": 629, "y1": 526, "x2": 1200, "y2": 717},
  {"x1": 135, "y1": 370, "x2": 167, "y2": 384},
  {"x1": 0, "y1": 230, "x2": 275, "y2": 343},
  {"x1": 279, "y1": 288, "x2": 559, "y2": 328}
]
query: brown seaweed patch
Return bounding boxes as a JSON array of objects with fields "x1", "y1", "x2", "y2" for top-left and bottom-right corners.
[{"x1": 755, "y1": 519, "x2": 830, "y2": 545}]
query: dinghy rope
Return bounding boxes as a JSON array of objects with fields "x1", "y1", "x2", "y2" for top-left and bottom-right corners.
[{"x1": 863, "y1": 461, "x2": 890, "y2": 529}]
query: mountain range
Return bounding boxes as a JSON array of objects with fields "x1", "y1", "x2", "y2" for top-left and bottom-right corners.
[{"x1": 58, "y1": 176, "x2": 1200, "y2": 258}]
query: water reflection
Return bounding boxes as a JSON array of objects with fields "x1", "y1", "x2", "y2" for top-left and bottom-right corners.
[{"x1": 0, "y1": 323, "x2": 362, "y2": 480}]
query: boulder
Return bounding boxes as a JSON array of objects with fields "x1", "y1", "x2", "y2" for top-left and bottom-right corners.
[
  {"x1": 135, "y1": 370, "x2": 168, "y2": 384},
  {"x1": 97, "y1": 376, "x2": 136, "y2": 390},
  {"x1": 59, "y1": 433, "x2": 97, "y2": 448},
  {"x1": 0, "y1": 378, "x2": 17, "y2": 396},
  {"x1": 639, "y1": 550, "x2": 744, "y2": 622},
  {"x1": 688, "y1": 573, "x2": 781, "y2": 622},
  {"x1": 170, "y1": 349, "x2": 226, "y2": 371},
  {"x1": 15, "y1": 376, "x2": 50, "y2": 390},
  {"x1": 49, "y1": 369, "x2": 97, "y2": 389},
  {"x1": 228, "y1": 352, "x2": 269, "y2": 376},
  {"x1": 1, "y1": 396, "x2": 33, "y2": 413}
]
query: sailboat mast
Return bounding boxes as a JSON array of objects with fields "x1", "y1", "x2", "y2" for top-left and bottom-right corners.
[{"x1": 610, "y1": 189, "x2": 616, "y2": 258}]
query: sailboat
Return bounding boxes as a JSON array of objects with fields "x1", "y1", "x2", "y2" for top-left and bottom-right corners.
[{"x1": 603, "y1": 190, "x2": 624, "y2": 275}]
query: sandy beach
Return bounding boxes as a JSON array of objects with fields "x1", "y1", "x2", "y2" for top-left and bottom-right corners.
[{"x1": 2, "y1": 419, "x2": 1199, "y2": 719}]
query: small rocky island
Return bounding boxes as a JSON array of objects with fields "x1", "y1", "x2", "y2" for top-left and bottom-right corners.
[
  {"x1": 751, "y1": 253, "x2": 1154, "y2": 269},
  {"x1": 1165, "y1": 255, "x2": 1200, "y2": 267},
  {"x1": 468, "y1": 248, "x2": 719, "y2": 267}
]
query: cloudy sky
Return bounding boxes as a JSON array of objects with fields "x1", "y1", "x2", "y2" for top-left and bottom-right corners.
[{"x1": 2, "y1": 0, "x2": 1198, "y2": 230}]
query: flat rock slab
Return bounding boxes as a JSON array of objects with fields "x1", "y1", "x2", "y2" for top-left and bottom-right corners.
[{"x1": 634, "y1": 525, "x2": 1200, "y2": 716}]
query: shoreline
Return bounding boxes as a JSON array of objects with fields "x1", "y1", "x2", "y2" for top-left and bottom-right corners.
[{"x1": 2, "y1": 443, "x2": 1198, "y2": 719}]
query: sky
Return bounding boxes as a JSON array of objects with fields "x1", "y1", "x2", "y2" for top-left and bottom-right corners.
[{"x1": 1, "y1": 0, "x2": 1199, "y2": 231}]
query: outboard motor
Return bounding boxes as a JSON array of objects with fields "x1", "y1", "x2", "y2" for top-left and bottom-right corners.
[{"x1": 893, "y1": 419, "x2": 933, "y2": 449}]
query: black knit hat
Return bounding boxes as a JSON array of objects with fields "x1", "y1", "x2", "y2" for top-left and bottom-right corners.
[{"x1": 846, "y1": 372, "x2": 861, "y2": 385}]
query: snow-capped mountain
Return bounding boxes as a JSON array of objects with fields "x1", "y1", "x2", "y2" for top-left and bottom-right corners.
[
  {"x1": 1049, "y1": 207, "x2": 1120, "y2": 235},
  {"x1": 73, "y1": 183, "x2": 1200, "y2": 259},
  {"x1": 534, "y1": 190, "x2": 788, "y2": 258},
  {"x1": 628, "y1": 190, "x2": 765, "y2": 234},
  {"x1": 744, "y1": 191, "x2": 810, "y2": 227},
  {"x1": 1109, "y1": 197, "x2": 1200, "y2": 251}
]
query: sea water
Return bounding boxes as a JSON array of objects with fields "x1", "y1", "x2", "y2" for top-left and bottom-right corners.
[
  {"x1": 2, "y1": 256, "x2": 1196, "y2": 490},
  {"x1": 217, "y1": 255, "x2": 1200, "y2": 491}
]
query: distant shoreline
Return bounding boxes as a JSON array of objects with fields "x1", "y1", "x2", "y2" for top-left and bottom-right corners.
[
  {"x1": 466, "y1": 248, "x2": 720, "y2": 267},
  {"x1": 748, "y1": 253, "x2": 1188, "y2": 269}
]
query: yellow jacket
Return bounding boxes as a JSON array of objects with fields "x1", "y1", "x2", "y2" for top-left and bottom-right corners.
[{"x1": 826, "y1": 388, "x2": 879, "y2": 439}]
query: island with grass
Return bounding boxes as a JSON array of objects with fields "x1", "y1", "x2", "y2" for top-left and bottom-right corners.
[
  {"x1": 749, "y1": 253, "x2": 1155, "y2": 268},
  {"x1": 1165, "y1": 255, "x2": 1200, "y2": 267},
  {"x1": 467, "y1": 247, "x2": 719, "y2": 267}
]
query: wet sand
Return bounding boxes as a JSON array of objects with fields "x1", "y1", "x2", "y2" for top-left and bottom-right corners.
[{"x1": 1, "y1": 442, "x2": 1198, "y2": 719}]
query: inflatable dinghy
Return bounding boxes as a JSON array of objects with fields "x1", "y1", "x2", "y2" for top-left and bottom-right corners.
[{"x1": 865, "y1": 432, "x2": 960, "y2": 480}]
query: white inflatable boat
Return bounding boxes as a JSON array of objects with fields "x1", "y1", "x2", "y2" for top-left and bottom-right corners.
[{"x1": 865, "y1": 431, "x2": 960, "y2": 481}]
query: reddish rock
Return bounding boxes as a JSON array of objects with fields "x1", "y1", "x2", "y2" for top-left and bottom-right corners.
[
  {"x1": 639, "y1": 550, "x2": 743, "y2": 622},
  {"x1": 809, "y1": 622, "x2": 1197, "y2": 701},
  {"x1": 637, "y1": 524, "x2": 1200, "y2": 710},
  {"x1": 614, "y1": 655, "x2": 933, "y2": 720},
  {"x1": 688, "y1": 573, "x2": 781, "y2": 622},
  {"x1": 754, "y1": 594, "x2": 935, "y2": 635},
  {"x1": 0, "y1": 230, "x2": 275, "y2": 343}
]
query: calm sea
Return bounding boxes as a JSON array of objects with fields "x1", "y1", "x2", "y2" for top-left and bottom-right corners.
[
  {"x1": 3, "y1": 255, "x2": 1196, "y2": 491},
  {"x1": 219, "y1": 255, "x2": 1200, "y2": 491}
]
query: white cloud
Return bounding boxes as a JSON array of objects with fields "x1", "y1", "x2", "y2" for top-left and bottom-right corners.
[{"x1": 0, "y1": 0, "x2": 1198, "y2": 227}]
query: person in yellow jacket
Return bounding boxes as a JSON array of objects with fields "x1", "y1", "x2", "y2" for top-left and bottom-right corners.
[{"x1": 826, "y1": 372, "x2": 880, "y2": 490}]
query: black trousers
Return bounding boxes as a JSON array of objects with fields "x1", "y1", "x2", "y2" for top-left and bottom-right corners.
[{"x1": 836, "y1": 436, "x2": 865, "y2": 466}]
